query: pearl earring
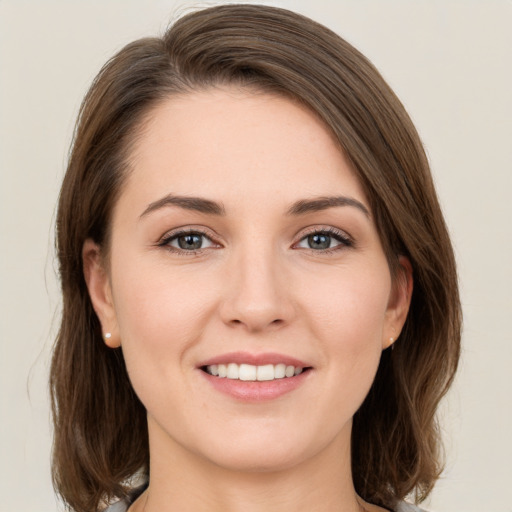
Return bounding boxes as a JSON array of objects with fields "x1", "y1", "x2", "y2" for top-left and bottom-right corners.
[{"x1": 104, "y1": 332, "x2": 112, "y2": 340}]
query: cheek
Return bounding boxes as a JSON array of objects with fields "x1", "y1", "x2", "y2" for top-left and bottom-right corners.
[
  {"x1": 109, "y1": 254, "x2": 227, "y2": 396},
  {"x1": 109, "y1": 258, "x2": 200, "y2": 379},
  {"x1": 112, "y1": 253, "x2": 211, "y2": 337},
  {"x1": 306, "y1": 262, "x2": 391, "y2": 344},
  {"x1": 303, "y1": 261, "x2": 391, "y2": 394}
]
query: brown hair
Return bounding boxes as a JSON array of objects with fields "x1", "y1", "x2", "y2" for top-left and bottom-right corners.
[{"x1": 51, "y1": 4, "x2": 461, "y2": 511}]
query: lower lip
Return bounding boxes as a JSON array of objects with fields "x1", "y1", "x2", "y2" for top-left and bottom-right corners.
[{"x1": 199, "y1": 369, "x2": 311, "y2": 401}]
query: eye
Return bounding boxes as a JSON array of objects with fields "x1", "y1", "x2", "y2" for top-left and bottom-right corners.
[
  {"x1": 160, "y1": 230, "x2": 217, "y2": 252},
  {"x1": 295, "y1": 228, "x2": 352, "y2": 251}
]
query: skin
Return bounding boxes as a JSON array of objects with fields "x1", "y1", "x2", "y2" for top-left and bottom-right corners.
[{"x1": 84, "y1": 87, "x2": 412, "y2": 512}]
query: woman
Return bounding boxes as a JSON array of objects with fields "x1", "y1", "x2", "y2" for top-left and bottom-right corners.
[{"x1": 50, "y1": 5, "x2": 461, "y2": 512}]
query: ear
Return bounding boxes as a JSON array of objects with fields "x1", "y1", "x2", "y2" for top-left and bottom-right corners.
[
  {"x1": 383, "y1": 255, "x2": 413, "y2": 350},
  {"x1": 82, "y1": 239, "x2": 120, "y2": 348}
]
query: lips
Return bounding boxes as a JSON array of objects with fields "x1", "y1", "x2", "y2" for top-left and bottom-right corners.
[
  {"x1": 198, "y1": 351, "x2": 310, "y2": 368},
  {"x1": 197, "y1": 352, "x2": 313, "y2": 401}
]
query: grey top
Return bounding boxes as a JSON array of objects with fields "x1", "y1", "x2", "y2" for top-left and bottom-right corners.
[
  {"x1": 105, "y1": 494, "x2": 426, "y2": 512},
  {"x1": 396, "y1": 503, "x2": 427, "y2": 512},
  {"x1": 104, "y1": 501, "x2": 131, "y2": 512}
]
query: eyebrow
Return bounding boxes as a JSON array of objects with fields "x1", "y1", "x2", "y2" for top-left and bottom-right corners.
[
  {"x1": 286, "y1": 196, "x2": 370, "y2": 218},
  {"x1": 139, "y1": 193, "x2": 369, "y2": 219},
  {"x1": 140, "y1": 194, "x2": 226, "y2": 218}
]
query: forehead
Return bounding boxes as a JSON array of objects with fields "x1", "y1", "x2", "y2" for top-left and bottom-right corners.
[{"x1": 120, "y1": 87, "x2": 368, "y2": 213}]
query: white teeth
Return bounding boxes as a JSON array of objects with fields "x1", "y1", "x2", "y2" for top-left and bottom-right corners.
[
  {"x1": 227, "y1": 363, "x2": 239, "y2": 379},
  {"x1": 205, "y1": 363, "x2": 305, "y2": 381},
  {"x1": 256, "y1": 364, "x2": 274, "y2": 381},
  {"x1": 239, "y1": 364, "x2": 257, "y2": 381},
  {"x1": 274, "y1": 363, "x2": 286, "y2": 379},
  {"x1": 285, "y1": 365, "x2": 295, "y2": 378}
]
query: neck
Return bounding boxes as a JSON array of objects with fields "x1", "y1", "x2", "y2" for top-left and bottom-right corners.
[{"x1": 140, "y1": 416, "x2": 369, "y2": 512}]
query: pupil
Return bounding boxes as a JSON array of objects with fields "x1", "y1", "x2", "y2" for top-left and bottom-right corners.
[
  {"x1": 308, "y1": 233, "x2": 330, "y2": 249},
  {"x1": 178, "y1": 234, "x2": 202, "y2": 250}
]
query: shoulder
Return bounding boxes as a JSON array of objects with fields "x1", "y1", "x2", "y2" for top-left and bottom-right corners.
[
  {"x1": 103, "y1": 499, "x2": 428, "y2": 512},
  {"x1": 102, "y1": 496, "x2": 426, "y2": 512},
  {"x1": 103, "y1": 484, "x2": 147, "y2": 512},
  {"x1": 395, "y1": 502, "x2": 428, "y2": 512},
  {"x1": 104, "y1": 500, "x2": 427, "y2": 512},
  {"x1": 103, "y1": 482, "x2": 148, "y2": 512},
  {"x1": 103, "y1": 499, "x2": 129, "y2": 512}
]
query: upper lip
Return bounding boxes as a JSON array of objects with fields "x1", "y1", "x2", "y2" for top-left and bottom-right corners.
[{"x1": 197, "y1": 351, "x2": 311, "y2": 368}]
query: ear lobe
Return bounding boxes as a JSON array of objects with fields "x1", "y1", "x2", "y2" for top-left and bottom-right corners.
[
  {"x1": 383, "y1": 255, "x2": 413, "y2": 350},
  {"x1": 82, "y1": 239, "x2": 120, "y2": 348}
]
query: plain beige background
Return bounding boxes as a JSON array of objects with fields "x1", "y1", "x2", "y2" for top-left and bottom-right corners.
[{"x1": 0, "y1": 1, "x2": 510, "y2": 511}]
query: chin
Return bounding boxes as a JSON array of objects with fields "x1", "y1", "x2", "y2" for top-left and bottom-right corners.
[
  {"x1": 202, "y1": 443, "x2": 310, "y2": 474},
  {"x1": 187, "y1": 420, "x2": 344, "y2": 475}
]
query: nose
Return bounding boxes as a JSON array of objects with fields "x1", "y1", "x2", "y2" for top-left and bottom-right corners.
[{"x1": 219, "y1": 244, "x2": 296, "y2": 333}]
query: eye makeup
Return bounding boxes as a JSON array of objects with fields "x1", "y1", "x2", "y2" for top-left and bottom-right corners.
[{"x1": 156, "y1": 224, "x2": 355, "y2": 257}]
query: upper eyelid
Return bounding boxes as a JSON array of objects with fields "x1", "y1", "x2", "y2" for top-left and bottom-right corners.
[
  {"x1": 295, "y1": 225, "x2": 353, "y2": 241},
  {"x1": 161, "y1": 225, "x2": 349, "y2": 235},
  {"x1": 299, "y1": 226, "x2": 347, "y2": 235},
  {"x1": 158, "y1": 226, "x2": 219, "y2": 244}
]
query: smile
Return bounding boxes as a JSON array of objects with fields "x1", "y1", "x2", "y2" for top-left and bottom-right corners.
[
  {"x1": 204, "y1": 363, "x2": 305, "y2": 381},
  {"x1": 198, "y1": 352, "x2": 313, "y2": 400}
]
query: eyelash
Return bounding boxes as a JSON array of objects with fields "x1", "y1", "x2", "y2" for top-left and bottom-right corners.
[
  {"x1": 294, "y1": 227, "x2": 354, "y2": 254},
  {"x1": 158, "y1": 228, "x2": 219, "y2": 256},
  {"x1": 157, "y1": 226, "x2": 354, "y2": 256}
]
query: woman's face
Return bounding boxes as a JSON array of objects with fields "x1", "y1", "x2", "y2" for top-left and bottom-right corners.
[{"x1": 85, "y1": 87, "x2": 411, "y2": 473}]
